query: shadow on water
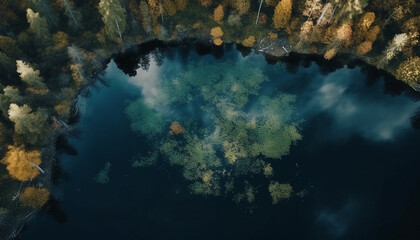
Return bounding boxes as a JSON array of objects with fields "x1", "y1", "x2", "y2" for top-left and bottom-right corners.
[
  {"x1": 22, "y1": 41, "x2": 420, "y2": 240},
  {"x1": 43, "y1": 198, "x2": 68, "y2": 224}
]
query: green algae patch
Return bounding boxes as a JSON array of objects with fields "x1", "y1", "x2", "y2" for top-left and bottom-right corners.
[
  {"x1": 125, "y1": 98, "x2": 165, "y2": 136},
  {"x1": 125, "y1": 57, "x2": 302, "y2": 204}
]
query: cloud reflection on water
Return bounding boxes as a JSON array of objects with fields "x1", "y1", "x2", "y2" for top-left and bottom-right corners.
[
  {"x1": 316, "y1": 199, "x2": 360, "y2": 238},
  {"x1": 127, "y1": 60, "x2": 164, "y2": 108},
  {"x1": 296, "y1": 66, "x2": 420, "y2": 141},
  {"x1": 126, "y1": 57, "x2": 420, "y2": 143}
]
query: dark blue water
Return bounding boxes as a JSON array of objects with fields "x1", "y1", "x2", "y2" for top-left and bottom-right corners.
[{"x1": 22, "y1": 48, "x2": 420, "y2": 240}]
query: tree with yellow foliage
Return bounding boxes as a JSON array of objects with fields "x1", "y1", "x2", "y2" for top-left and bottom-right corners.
[
  {"x1": 52, "y1": 31, "x2": 69, "y2": 49},
  {"x1": 213, "y1": 38, "x2": 223, "y2": 46},
  {"x1": 242, "y1": 35, "x2": 256, "y2": 48},
  {"x1": 1, "y1": 145, "x2": 42, "y2": 181},
  {"x1": 336, "y1": 23, "x2": 352, "y2": 44},
  {"x1": 299, "y1": 20, "x2": 314, "y2": 43},
  {"x1": 324, "y1": 48, "x2": 337, "y2": 60},
  {"x1": 303, "y1": 0, "x2": 323, "y2": 20},
  {"x1": 163, "y1": 0, "x2": 177, "y2": 16},
  {"x1": 19, "y1": 187, "x2": 50, "y2": 208},
  {"x1": 210, "y1": 27, "x2": 223, "y2": 46},
  {"x1": 213, "y1": 5, "x2": 224, "y2": 22},
  {"x1": 358, "y1": 12, "x2": 375, "y2": 32},
  {"x1": 354, "y1": 12, "x2": 375, "y2": 44},
  {"x1": 356, "y1": 41, "x2": 373, "y2": 55},
  {"x1": 365, "y1": 25, "x2": 380, "y2": 42},
  {"x1": 232, "y1": 0, "x2": 250, "y2": 15},
  {"x1": 396, "y1": 57, "x2": 420, "y2": 87},
  {"x1": 273, "y1": 0, "x2": 293, "y2": 29},
  {"x1": 210, "y1": 27, "x2": 223, "y2": 38}
]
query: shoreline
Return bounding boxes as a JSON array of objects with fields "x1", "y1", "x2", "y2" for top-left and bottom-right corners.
[{"x1": 2, "y1": 38, "x2": 418, "y2": 239}]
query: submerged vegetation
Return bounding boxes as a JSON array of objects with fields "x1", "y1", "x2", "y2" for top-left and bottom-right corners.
[
  {"x1": 95, "y1": 161, "x2": 112, "y2": 184},
  {"x1": 125, "y1": 58, "x2": 302, "y2": 203},
  {"x1": 0, "y1": 0, "x2": 418, "y2": 237}
]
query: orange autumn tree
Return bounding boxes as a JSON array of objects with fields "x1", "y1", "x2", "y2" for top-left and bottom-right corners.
[
  {"x1": 354, "y1": 12, "x2": 375, "y2": 44},
  {"x1": 213, "y1": 5, "x2": 224, "y2": 22},
  {"x1": 19, "y1": 187, "x2": 50, "y2": 208},
  {"x1": 170, "y1": 121, "x2": 185, "y2": 135},
  {"x1": 210, "y1": 26, "x2": 223, "y2": 46},
  {"x1": 365, "y1": 25, "x2": 380, "y2": 42},
  {"x1": 357, "y1": 41, "x2": 373, "y2": 55},
  {"x1": 232, "y1": 0, "x2": 250, "y2": 15},
  {"x1": 336, "y1": 23, "x2": 353, "y2": 45},
  {"x1": 358, "y1": 12, "x2": 375, "y2": 32},
  {"x1": 242, "y1": 35, "x2": 256, "y2": 47},
  {"x1": 396, "y1": 57, "x2": 420, "y2": 86},
  {"x1": 1, "y1": 145, "x2": 42, "y2": 181},
  {"x1": 198, "y1": 0, "x2": 212, "y2": 7},
  {"x1": 324, "y1": 48, "x2": 337, "y2": 60},
  {"x1": 273, "y1": 0, "x2": 292, "y2": 29}
]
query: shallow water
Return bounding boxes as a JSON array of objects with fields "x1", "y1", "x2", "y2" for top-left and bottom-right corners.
[{"x1": 23, "y1": 47, "x2": 420, "y2": 240}]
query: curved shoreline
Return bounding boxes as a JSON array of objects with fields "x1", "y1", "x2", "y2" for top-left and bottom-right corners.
[{"x1": 3, "y1": 38, "x2": 419, "y2": 239}]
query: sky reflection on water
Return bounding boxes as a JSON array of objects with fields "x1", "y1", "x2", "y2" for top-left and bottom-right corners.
[{"x1": 22, "y1": 48, "x2": 420, "y2": 240}]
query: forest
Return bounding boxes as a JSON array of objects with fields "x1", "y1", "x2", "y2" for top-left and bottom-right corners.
[{"x1": 0, "y1": 0, "x2": 419, "y2": 238}]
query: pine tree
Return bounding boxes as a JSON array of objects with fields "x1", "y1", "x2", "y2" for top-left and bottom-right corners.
[
  {"x1": 58, "y1": 0, "x2": 81, "y2": 29},
  {"x1": 0, "y1": 0, "x2": 18, "y2": 29},
  {"x1": 28, "y1": 0, "x2": 59, "y2": 27},
  {"x1": 98, "y1": 0, "x2": 127, "y2": 42},
  {"x1": 26, "y1": 8, "x2": 51, "y2": 43},
  {"x1": 16, "y1": 60, "x2": 48, "y2": 94},
  {"x1": 139, "y1": 1, "x2": 153, "y2": 34},
  {"x1": 378, "y1": 33, "x2": 409, "y2": 68},
  {"x1": 3, "y1": 86, "x2": 24, "y2": 104},
  {"x1": 0, "y1": 36, "x2": 19, "y2": 59},
  {"x1": 8, "y1": 104, "x2": 52, "y2": 145}
]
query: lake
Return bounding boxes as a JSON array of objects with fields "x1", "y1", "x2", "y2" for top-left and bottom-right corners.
[{"x1": 22, "y1": 45, "x2": 420, "y2": 240}]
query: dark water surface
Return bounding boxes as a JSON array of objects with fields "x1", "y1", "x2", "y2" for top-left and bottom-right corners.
[{"x1": 23, "y1": 47, "x2": 420, "y2": 240}]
